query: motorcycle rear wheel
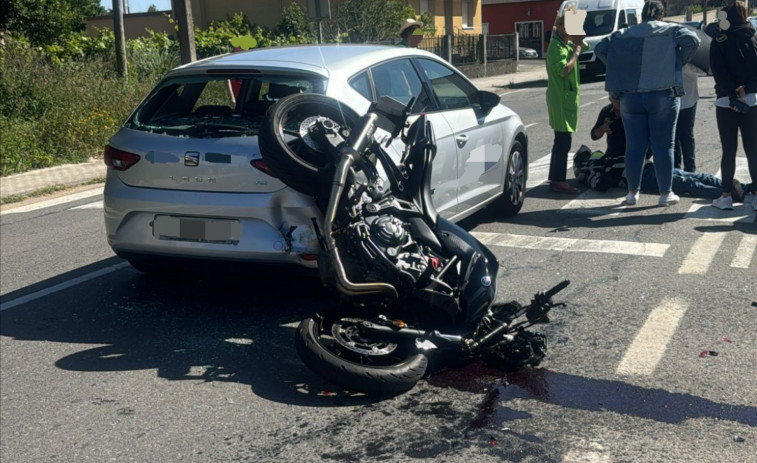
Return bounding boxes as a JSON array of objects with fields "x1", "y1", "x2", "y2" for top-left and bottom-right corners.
[
  {"x1": 295, "y1": 315, "x2": 428, "y2": 395},
  {"x1": 258, "y1": 93, "x2": 361, "y2": 200}
]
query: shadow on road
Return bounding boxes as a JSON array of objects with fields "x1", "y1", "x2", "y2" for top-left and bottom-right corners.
[
  {"x1": 0, "y1": 262, "x2": 377, "y2": 407},
  {"x1": 430, "y1": 363, "x2": 757, "y2": 427}
]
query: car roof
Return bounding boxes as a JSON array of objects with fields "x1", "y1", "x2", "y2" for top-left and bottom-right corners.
[{"x1": 166, "y1": 44, "x2": 443, "y2": 78}]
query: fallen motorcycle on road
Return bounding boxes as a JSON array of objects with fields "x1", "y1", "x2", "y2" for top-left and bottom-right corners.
[{"x1": 259, "y1": 93, "x2": 569, "y2": 395}]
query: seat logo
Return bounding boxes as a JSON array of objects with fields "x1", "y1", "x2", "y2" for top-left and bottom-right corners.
[{"x1": 185, "y1": 152, "x2": 200, "y2": 166}]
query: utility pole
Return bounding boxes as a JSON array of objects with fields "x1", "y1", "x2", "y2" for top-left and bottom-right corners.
[
  {"x1": 112, "y1": 0, "x2": 127, "y2": 77},
  {"x1": 171, "y1": 0, "x2": 196, "y2": 64}
]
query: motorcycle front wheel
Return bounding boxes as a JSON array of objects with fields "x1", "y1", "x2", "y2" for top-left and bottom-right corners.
[
  {"x1": 258, "y1": 94, "x2": 361, "y2": 201},
  {"x1": 295, "y1": 315, "x2": 428, "y2": 395}
]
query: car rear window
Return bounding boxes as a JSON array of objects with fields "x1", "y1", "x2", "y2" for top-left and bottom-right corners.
[{"x1": 126, "y1": 75, "x2": 326, "y2": 138}]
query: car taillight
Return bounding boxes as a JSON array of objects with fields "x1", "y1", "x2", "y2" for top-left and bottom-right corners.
[
  {"x1": 104, "y1": 145, "x2": 141, "y2": 170},
  {"x1": 250, "y1": 159, "x2": 277, "y2": 178}
]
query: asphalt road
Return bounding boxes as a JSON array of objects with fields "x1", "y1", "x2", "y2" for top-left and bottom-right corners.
[{"x1": 1, "y1": 75, "x2": 755, "y2": 462}]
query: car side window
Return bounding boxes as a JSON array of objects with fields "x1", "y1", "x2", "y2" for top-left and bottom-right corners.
[
  {"x1": 415, "y1": 58, "x2": 478, "y2": 111},
  {"x1": 348, "y1": 71, "x2": 373, "y2": 101},
  {"x1": 368, "y1": 59, "x2": 430, "y2": 113}
]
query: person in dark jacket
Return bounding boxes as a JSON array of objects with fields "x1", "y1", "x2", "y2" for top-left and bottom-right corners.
[{"x1": 709, "y1": 1, "x2": 757, "y2": 211}]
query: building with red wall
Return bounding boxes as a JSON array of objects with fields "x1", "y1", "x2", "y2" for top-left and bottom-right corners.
[{"x1": 483, "y1": 0, "x2": 563, "y2": 57}]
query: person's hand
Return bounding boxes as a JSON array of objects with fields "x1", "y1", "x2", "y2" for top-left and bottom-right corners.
[
  {"x1": 736, "y1": 86, "x2": 746, "y2": 99},
  {"x1": 570, "y1": 35, "x2": 588, "y2": 48},
  {"x1": 601, "y1": 117, "x2": 613, "y2": 135}
]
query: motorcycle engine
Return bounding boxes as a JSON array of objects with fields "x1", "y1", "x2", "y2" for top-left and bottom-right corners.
[{"x1": 361, "y1": 214, "x2": 429, "y2": 284}]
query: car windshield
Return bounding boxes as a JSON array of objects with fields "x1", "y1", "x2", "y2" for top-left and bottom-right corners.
[
  {"x1": 584, "y1": 10, "x2": 616, "y2": 36},
  {"x1": 127, "y1": 75, "x2": 326, "y2": 138}
]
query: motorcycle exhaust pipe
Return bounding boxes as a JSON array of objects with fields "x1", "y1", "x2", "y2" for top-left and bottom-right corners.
[{"x1": 324, "y1": 143, "x2": 399, "y2": 300}]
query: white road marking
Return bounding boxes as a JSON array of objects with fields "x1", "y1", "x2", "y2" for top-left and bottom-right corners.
[
  {"x1": 561, "y1": 189, "x2": 627, "y2": 215},
  {"x1": 0, "y1": 261, "x2": 130, "y2": 311},
  {"x1": 686, "y1": 157, "x2": 756, "y2": 223},
  {"x1": 471, "y1": 231, "x2": 669, "y2": 257},
  {"x1": 70, "y1": 200, "x2": 104, "y2": 210},
  {"x1": 683, "y1": 201, "x2": 755, "y2": 223},
  {"x1": 579, "y1": 102, "x2": 596, "y2": 108},
  {"x1": 525, "y1": 122, "x2": 540, "y2": 129},
  {"x1": 526, "y1": 154, "x2": 551, "y2": 190},
  {"x1": 678, "y1": 232, "x2": 726, "y2": 274},
  {"x1": 616, "y1": 298, "x2": 688, "y2": 376},
  {"x1": 0, "y1": 187, "x2": 103, "y2": 216},
  {"x1": 731, "y1": 235, "x2": 757, "y2": 269}
]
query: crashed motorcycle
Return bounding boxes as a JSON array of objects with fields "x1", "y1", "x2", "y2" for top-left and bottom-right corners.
[{"x1": 259, "y1": 93, "x2": 569, "y2": 395}]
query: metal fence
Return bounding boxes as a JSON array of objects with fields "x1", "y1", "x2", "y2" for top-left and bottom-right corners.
[{"x1": 418, "y1": 33, "x2": 517, "y2": 65}]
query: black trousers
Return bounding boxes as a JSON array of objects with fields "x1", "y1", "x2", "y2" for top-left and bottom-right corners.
[
  {"x1": 549, "y1": 131, "x2": 572, "y2": 182},
  {"x1": 715, "y1": 106, "x2": 757, "y2": 194}
]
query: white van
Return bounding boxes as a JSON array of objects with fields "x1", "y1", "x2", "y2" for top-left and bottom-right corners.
[{"x1": 558, "y1": 0, "x2": 646, "y2": 76}]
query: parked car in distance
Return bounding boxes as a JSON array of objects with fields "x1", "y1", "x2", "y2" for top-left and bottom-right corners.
[
  {"x1": 103, "y1": 45, "x2": 529, "y2": 273},
  {"x1": 519, "y1": 47, "x2": 539, "y2": 59}
]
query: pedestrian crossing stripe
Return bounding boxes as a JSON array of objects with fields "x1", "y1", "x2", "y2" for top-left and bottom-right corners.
[{"x1": 471, "y1": 232, "x2": 669, "y2": 257}]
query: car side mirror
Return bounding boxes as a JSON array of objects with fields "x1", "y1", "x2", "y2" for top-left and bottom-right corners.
[
  {"x1": 619, "y1": 22, "x2": 629, "y2": 29},
  {"x1": 477, "y1": 90, "x2": 501, "y2": 116}
]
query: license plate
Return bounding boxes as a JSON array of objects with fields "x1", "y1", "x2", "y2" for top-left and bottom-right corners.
[
  {"x1": 579, "y1": 64, "x2": 586, "y2": 70},
  {"x1": 153, "y1": 216, "x2": 241, "y2": 244}
]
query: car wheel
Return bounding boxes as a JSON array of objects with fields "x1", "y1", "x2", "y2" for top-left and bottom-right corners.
[{"x1": 496, "y1": 140, "x2": 525, "y2": 217}]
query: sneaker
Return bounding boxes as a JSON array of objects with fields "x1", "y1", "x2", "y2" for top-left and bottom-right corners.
[
  {"x1": 659, "y1": 192, "x2": 680, "y2": 206},
  {"x1": 625, "y1": 191, "x2": 639, "y2": 205},
  {"x1": 712, "y1": 195, "x2": 734, "y2": 210},
  {"x1": 732, "y1": 179, "x2": 745, "y2": 203},
  {"x1": 752, "y1": 193, "x2": 757, "y2": 212}
]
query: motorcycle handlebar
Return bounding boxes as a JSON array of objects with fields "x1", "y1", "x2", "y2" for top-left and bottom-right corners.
[{"x1": 543, "y1": 279, "x2": 570, "y2": 300}]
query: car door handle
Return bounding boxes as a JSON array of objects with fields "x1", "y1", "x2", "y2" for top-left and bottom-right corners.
[{"x1": 455, "y1": 135, "x2": 469, "y2": 148}]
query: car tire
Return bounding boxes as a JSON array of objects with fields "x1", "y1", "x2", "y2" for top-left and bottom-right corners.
[
  {"x1": 495, "y1": 140, "x2": 526, "y2": 217},
  {"x1": 258, "y1": 94, "x2": 361, "y2": 202}
]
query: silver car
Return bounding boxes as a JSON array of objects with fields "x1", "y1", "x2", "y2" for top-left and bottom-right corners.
[{"x1": 104, "y1": 44, "x2": 528, "y2": 272}]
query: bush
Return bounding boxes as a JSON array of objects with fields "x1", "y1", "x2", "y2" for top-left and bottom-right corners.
[{"x1": 0, "y1": 34, "x2": 164, "y2": 176}]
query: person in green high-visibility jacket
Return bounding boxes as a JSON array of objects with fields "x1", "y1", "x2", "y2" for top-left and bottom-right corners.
[{"x1": 545, "y1": 12, "x2": 585, "y2": 194}]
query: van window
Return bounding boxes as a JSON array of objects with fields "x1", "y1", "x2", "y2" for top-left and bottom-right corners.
[
  {"x1": 625, "y1": 9, "x2": 638, "y2": 26},
  {"x1": 584, "y1": 10, "x2": 616, "y2": 36}
]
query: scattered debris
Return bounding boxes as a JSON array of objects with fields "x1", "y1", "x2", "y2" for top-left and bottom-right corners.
[
  {"x1": 698, "y1": 350, "x2": 719, "y2": 358},
  {"x1": 720, "y1": 337, "x2": 732, "y2": 343},
  {"x1": 489, "y1": 435, "x2": 498, "y2": 446},
  {"x1": 733, "y1": 435, "x2": 745, "y2": 443}
]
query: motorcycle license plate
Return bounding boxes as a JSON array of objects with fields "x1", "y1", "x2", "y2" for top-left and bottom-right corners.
[{"x1": 153, "y1": 215, "x2": 241, "y2": 243}]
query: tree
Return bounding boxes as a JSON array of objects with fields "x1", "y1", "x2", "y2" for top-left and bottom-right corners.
[
  {"x1": 147, "y1": 5, "x2": 158, "y2": 13},
  {"x1": 274, "y1": 2, "x2": 312, "y2": 39},
  {"x1": 2, "y1": 0, "x2": 106, "y2": 46},
  {"x1": 330, "y1": 0, "x2": 417, "y2": 43}
]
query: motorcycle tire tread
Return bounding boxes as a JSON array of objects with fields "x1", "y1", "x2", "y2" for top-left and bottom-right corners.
[{"x1": 295, "y1": 317, "x2": 428, "y2": 395}]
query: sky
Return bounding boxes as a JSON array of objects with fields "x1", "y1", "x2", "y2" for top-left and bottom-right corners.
[{"x1": 100, "y1": 0, "x2": 172, "y2": 13}]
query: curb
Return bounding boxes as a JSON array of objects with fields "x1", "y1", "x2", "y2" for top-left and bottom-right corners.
[{"x1": 1, "y1": 158, "x2": 106, "y2": 201}]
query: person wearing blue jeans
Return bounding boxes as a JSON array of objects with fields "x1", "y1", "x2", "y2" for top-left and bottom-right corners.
[
  {"x1": 640, "y1": 162, "x2": 751, "y2": 200},
  {"x1": 595, "y1": 0, "x2": 700, "y2": 206},
  {"x1": 620, "y1": 91, "x2": 680, "y2": 201}
]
